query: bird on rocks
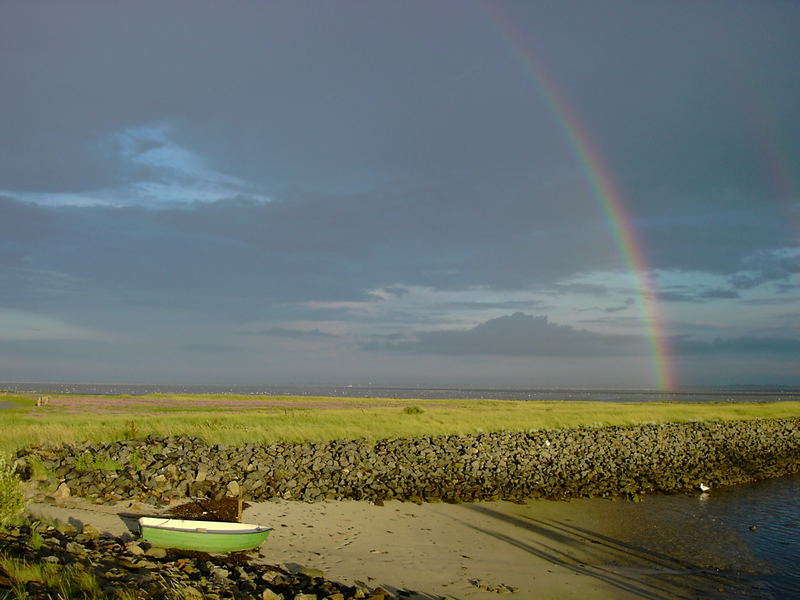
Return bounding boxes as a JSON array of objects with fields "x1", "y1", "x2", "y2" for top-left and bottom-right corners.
[{"x1": 699, "y1": 483, "x2": 711, "y2": 492}]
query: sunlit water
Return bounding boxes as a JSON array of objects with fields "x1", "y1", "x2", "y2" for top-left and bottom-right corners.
[
  {"x1": 686, "y1": 475, "x2": 800, "y2": 598},
  {"x1": 505, "y1": 475, "x2": 799, "y2": 598},
  {"x1": 620, "y1": 475, "x2": 800, "y2": 598}
]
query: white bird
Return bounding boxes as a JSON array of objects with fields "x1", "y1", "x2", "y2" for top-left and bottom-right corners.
[
  {"x1": 699, "y1": 483, "x2": 711, "y2": 492},
  {"x1": 544, "y1": 440, "x2": 551, "y2": 447}
]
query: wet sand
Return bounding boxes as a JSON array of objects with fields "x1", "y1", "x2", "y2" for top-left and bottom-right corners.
[{"x1": 27, "y1": 493, "x2": 760, "y2": 600}]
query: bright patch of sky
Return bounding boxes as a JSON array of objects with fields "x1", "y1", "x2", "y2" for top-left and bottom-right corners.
[{"x1": 4, "y1": 123, "x2": 270, "y2": 209}]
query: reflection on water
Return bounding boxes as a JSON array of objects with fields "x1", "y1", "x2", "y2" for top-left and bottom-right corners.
[
  {"x1": 492, "y1": 475, "x2": 800, "y2": 599},
  {"x1": 690, "y1": 475, "x2": 800, "y2": 598}
]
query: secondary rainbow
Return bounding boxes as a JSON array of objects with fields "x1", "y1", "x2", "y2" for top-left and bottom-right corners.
[{"x1": 481, "y1": 2, "x2": 676, "y2": 390}]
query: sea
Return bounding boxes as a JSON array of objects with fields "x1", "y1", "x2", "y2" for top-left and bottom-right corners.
[
  {"x1": 1, "y1": 382, "x2": 798, "y2": 596},
  {"x1": 2, "y1": 381, "x2": 799, "y2": 403}
]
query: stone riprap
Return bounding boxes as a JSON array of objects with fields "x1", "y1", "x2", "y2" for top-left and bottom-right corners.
[
  {"x1": 15, "y1": 419, "x2": 800, "y2": 504},
  {"x1": 0, "y1": 522, "x2": 389, "y2": 599}
]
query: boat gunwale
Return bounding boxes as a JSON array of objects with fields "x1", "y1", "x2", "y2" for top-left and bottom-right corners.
[{"x1": 138, "y1": 516, "x2": 272, "y2": 535}]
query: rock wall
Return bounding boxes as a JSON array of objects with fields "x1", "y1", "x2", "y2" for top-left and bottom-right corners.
[{"x1": 16, "y1": 419, "x2": 800, "y2": 504}]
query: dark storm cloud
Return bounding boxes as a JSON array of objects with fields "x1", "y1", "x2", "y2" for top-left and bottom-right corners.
[
  {"x1": 2, "y1": 1, "x2": 797, "y2": 222},
  {"x1": 2, "y1": 1, "x2": 799, "y2": 385},
  {"x1": 369, "y1": 312, "x2": 645, "y2": 357},
  {"x1": 369, "y1": 313, "x2": 800, "y2": 359}
]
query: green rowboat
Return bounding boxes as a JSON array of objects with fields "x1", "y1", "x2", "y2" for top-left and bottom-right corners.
[{"x1": 138, "y1": 517, "x2": 272, "y2": 552}]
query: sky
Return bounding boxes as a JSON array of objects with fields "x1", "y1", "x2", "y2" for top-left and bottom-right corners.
[{"x1": 1, "y1": 0, "x2": 798, "y2": 389}]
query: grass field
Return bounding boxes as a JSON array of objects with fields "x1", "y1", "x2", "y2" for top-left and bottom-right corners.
[{"x1": 1, "y1": 392, "x2": 799, "y2": 455}]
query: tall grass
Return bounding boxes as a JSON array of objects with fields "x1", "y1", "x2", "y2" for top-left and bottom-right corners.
[
  {"x1": 1, "y1": 393, "x2": 798, "y2": 455},
  {"x1": 0, "y1": 455, "x2": 26, "y2": 527},
  {"x1": 0, "y1": 553, "x2": 143, "y2": 599}
]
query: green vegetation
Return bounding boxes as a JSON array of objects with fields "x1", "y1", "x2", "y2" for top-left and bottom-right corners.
[
  {"x1": 128, "y1": 449, "x2": 143, "y2": 471},
  {"x1": 0, "y1": 547, "x2": 203, "y2": 599},
  {"x1": 24, "y1": 455, "x2": 54, "y2": 485},
  {"x1": 75, "y1": 453, "x2": 123, "y2": 473},
  {"x1": 27, "y1": 528, "x2": 43, "y2": 551},
  {"x1": 0, "y1": 392, "x2": 798, "y2": 455},
  {"x1": 0, "y1": 553, "x2": 140, "y2": 599},
  {"x1": 0, "y1": 455, "x2": 25, "y2": 528}
]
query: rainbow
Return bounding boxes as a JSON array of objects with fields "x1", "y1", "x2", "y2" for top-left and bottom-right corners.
[{"x1": 480, "y1": 2, "x2": 676, "y2": 390}]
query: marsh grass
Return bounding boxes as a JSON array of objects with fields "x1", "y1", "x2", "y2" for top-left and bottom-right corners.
[
  {"x1": 0, "y1": 554, "x2": 115, "y2": 600},
  {"x1": 0, "y1": 393, "x2": 798, "y2": 455},
  {"x1": 27, "y1": 528, "x2": 43, "y2": 551},
  {"x1": 0, "y1": 555, "x2": 58, "y2": 584},
  {"x1": 0, "y1": 456, "x2": 25, "y2": 528}
]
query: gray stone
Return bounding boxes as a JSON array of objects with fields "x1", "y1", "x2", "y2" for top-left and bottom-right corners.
[
  {"x1": 211, "y1": 566, "x2": 230, "y2": 583},
  {"x1": 145, "y1": 546, "x2": 167, "y2": 558},
  {"x1": 226, "y1": 480, "x2": 241, "y2": 498},
  {"x1": 65, "y1": 541, "x2": 85, "y2": 554},
  {"x1": 125, "y1": 542, "x2": 145, "y2": 556}
]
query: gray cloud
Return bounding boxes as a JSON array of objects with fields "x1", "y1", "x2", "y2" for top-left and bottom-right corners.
[
  {"x1": 237, "y1": 327, "x2": 338, "y2": 340},
  {"x1": 603, "y1": 298, "x2": 635, "y2": 313},
  {"x1": 442, "y1": 300, "x2": 547, "y2": 311},
  {"x1": 369, "y1": 312, "x2": 645, "y2": 357},
  {"x1": 370, "y1": 312, "x2": 800, "y2": 360},
  {"x1": 659, "y1": 288, "x2": 741, "y2": 303},
  {"x1": 673, "y1": 336, "x2": 800, "y2": 356},
  {"x1": 178, "y1": 344, "x2": 246, "y2": 353},
  {"x1": 1, "y1": 1, "x2": 799, "y2": 385}
]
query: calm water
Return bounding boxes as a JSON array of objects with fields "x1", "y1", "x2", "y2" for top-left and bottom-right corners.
[
  {"x1": 620, "y1": 475, "x2": 800, "y2": 598},
  {"x1": 2, "y1": 381, "x2": 799, "y2": 403}
]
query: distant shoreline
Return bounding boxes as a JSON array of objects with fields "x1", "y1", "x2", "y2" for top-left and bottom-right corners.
[{"x1": 3, "y1": 381, "x2": 800, "y2": 402}]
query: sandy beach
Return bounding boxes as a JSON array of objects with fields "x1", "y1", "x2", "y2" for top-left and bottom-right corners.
[{"x1": 26, "y1": 492, "x2": 750, "y2": 600}]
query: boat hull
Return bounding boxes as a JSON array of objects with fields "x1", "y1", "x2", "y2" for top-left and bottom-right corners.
[{"x1": 138, "y1": 517, "x2": 272, "y2": 553}]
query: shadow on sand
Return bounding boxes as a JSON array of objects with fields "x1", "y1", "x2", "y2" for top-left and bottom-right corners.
[{"x1": 459, "y1": 504, "x2": 750, "y2": 600}]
